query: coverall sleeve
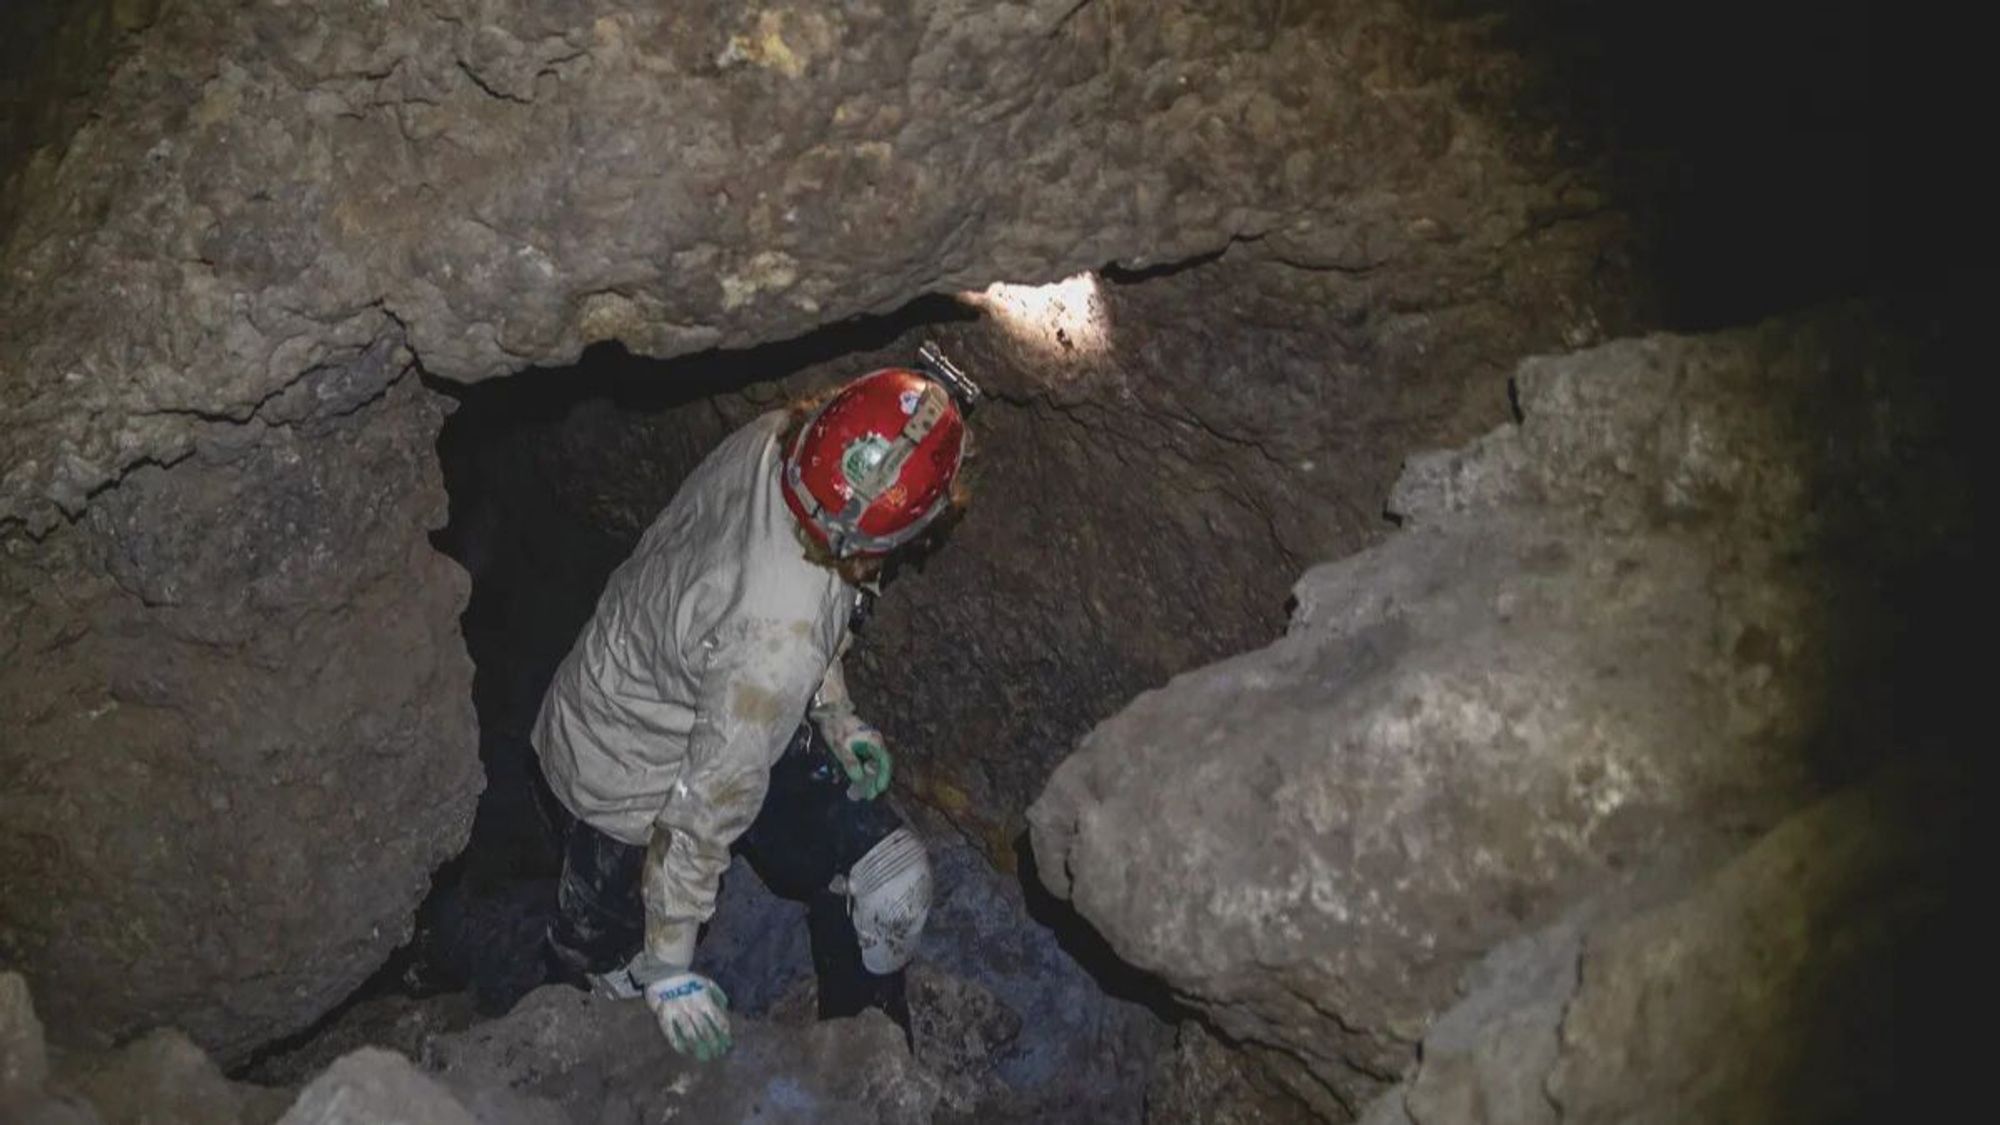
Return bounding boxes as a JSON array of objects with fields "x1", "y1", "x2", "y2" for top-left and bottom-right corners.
[
  {"x1": 808, "y1": 647, "x2": 857, "y2": 726},
  {"x1": 639, "y1": 625, "x2": 830, "y2": 974},
  {"x1": 809, "y1": 644, "x2": 885, "y2": 756}
]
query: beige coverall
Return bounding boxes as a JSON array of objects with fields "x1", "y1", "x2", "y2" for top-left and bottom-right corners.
[{"x1": 532, "y1": 410, "x2": 866, "y2": 973}]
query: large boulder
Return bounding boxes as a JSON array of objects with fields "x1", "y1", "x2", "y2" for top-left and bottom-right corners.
[
  {"x1": 1030, "y1": 307, "x2": 1966, "y2": 1114},
  {"x1": 1357, "y1": 764, "x2": 1968, "y2": 1124},
  {"x1": 0, "y1": 971, "x2": 294, "y2": 1125}
]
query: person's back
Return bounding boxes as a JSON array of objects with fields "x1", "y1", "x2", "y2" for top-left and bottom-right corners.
[{"x1": 534, "y1": 412, "x2": 851, "y2": 846}]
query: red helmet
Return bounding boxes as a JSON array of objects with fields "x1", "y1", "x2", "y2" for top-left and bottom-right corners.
[{"x1": 782, "y1": 368, "x2": 969, "y2": 558}]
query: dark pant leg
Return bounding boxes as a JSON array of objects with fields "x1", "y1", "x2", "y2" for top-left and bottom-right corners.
[
  {"x1": 737, "y1": 723, "x2": 911, "y2": 1025},
  {"x1": 548, "y1": 817, "x2": 648, "y2": 979}
]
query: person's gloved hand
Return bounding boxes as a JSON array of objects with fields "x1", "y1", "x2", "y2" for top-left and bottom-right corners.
[
  {"x1": 644, "y1": 972, "x2": 732, "y2": 1061},
  {"x1": 828, "y1": 722, "x2": 892, "y2": 800}
]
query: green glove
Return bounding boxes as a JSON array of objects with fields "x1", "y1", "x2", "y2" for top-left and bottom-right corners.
[{"x1": 832, "y1": 725, "x2": 893, "y2": 800}]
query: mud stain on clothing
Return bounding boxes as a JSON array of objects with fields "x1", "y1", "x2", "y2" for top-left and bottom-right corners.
[{"x1": 732, "y1": 682, "x2": 789, "y2": 726}]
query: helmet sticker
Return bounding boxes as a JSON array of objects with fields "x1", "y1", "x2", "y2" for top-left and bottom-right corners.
[
  {"x1": 841, "y1": 434, "x2": 893, "y2": 489},
  {"x1": 898, "y1": 388, "x2": 921, "y2": 415}
]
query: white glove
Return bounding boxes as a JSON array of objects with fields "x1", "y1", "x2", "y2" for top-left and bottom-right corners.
[{"x1": 644, "y1": 972, "x2": 732, "y2": 1061}]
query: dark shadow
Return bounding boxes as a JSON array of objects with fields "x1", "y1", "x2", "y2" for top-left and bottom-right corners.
[
  {"x1": 1100, "y1": 248, "x2": 1229, "y2": 286},
  {"x1": 1438, "y1": 0, "x2": 1987, "y2": 328},
  {"x1": 423, "y1": 292, "x2": 978, "y2": 422},
  {"x1": 1012, "y1": 831, "x2": 1194, "y2": 1024}
]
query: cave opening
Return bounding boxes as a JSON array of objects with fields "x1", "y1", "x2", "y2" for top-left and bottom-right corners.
[
  {"x1": 409, "y1": 292, "x2": 985, "y2": 1014},
  {"x1": 244, "y1": 256, "x2": 1491, "y2": 1113}
]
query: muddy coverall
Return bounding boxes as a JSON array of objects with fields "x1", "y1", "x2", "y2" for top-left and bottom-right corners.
[{"x1": 531, "y1": 410, "x2": 921, "y2": 1015}]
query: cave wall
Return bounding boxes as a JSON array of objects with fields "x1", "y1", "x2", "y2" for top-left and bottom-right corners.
[
  {"x1": 3, "y1": 0, "x2": 1638, "y2": 1062},
  {"x1": 1029, "y1": 305, "x2": 1971, "y2": 1117},
  {"x1": 0, "y1": 0, "x2": 1628, "y2": 531},
  {"x1": 0, "y1": 369, "x2": 479, "y2": 1063},
  {"x1": 0, "y1": 1, "x2": 160, "y2": 237},
  {"x1": 1350, "y1": 764, "x2": 1968, "y2": 1125}
]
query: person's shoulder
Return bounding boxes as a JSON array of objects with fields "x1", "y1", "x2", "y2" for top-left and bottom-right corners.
[
  {"x1": 666, "y1": 411, "x2": 782, "y2": 500},
  {"x1": 687, "y1": 410, "x2": 783, "y2": 476},
  {"x1": 731, "y1": 408, "x2": 789, "y2": 446}
]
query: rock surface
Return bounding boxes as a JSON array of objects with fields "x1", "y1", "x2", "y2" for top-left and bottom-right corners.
[
  {"x1": 239, "y1": 991, "x2": 483, "y2": 1090},
  {"x1": 0, "y1": 0, "x2": 1625, "y2": 530},
  {"x1": 1146, "y1": 1020, "x2": 1318, "y2": 1125},
  {"x1": 1030, "y1": 307, "x2": 1968, "y2": 1115},
  {"x1": 52, "y1": 1028, "x2": 295, "y2": 1125},
  {"x1": 850, "y1": 256, "x2": 1595, "y2": 861},
  {"x1": 2, "y1": 970, "x2": 960, "y2": 1125},
  {"x1": 0, "y1": 971, "x2": 294, "y2": 1125},
  {"x1": 1545, "y1": 766, "x2": 1964, "y2": 1122},
  {"x1": 2, "y1": 972, "x2": 50, "y2": 1103},
  {"x1": 2, "y1": 0, "x2": 1631, "y2": 1061},
  {"x1": 0, "y1": 372, "x2": 479, "y2": 1064},
  {"x1": 423, "y1": 986, "x2": 942, "y2": 1124},
  {"x1": 907, "y1": 961, "x2": 1023, "y2": 1118},
  {"x1": 278, "y1": 1049, "x2": 479, "y2": 1125},
  {"x1": 1358, "y1": 764, "x2": 1968, "y2": 1124}
]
